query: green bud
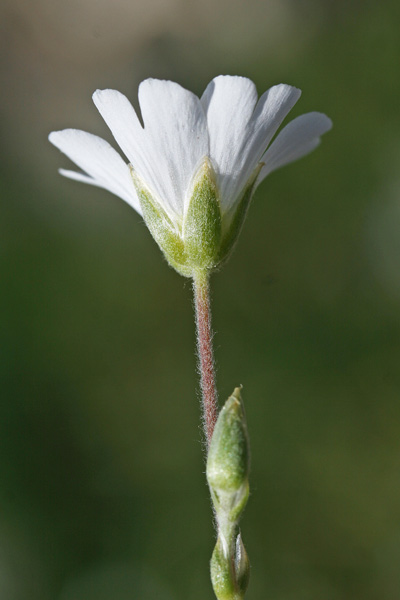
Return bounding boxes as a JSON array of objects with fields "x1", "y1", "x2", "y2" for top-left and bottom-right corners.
[
  {"x1": 210, "y1": 532, "x2": 250, "y2": 600},
  {"x1": 208, "y1": 388, "x2": 251, "y2": 600},
  {"x1": 183, "y1": 157, "x2": 222, "y2": 273},
  {"x1": 207, "y1": 387, "x2": 250, "y2": 501},
  {"x1": 131, "y1": 168, "x2": 192, "y2": 277},
  {"x1": 210, "y1": 535, "x2": 237, "y2": 600}
]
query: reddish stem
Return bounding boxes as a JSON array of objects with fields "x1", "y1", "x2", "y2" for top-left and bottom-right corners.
[{"x1": 193, "y1": 273, "x2": 218, "y2": 447}]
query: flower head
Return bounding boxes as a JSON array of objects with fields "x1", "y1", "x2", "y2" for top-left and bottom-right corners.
[{"x1": 49, "y1": 76, "x2": 331, "y2": 276}]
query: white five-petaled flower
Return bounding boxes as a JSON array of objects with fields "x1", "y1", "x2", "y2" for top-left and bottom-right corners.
[{"x1": 49, "y1": 75, "x2": 332, "y2": 276}]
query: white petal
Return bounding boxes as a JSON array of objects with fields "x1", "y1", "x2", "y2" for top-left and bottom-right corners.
[
  {"x1": 203, "y1": 78, "x2": 301, "y2": 212},
  {"x1": 137, "y1": 79, "x2": 209, "y2": 219},
  {"x1": 201, "y1": 75, "x2": 258, "y2": 212},
  {"x1": 94, "y1": 81, "x2": 209, "y2": 224},
  {"x1": 92, "y1": 89, "x2": 148, "y2": 178},
  {"x1": 258, "y1": 112, "x2": 333, "y2": 180},
  {"x1": 59, "y1": 169, "x2": 101, "y2": 186},
  {"x1": 49, "y1": 129, "x2": 141, "y2": 213}
]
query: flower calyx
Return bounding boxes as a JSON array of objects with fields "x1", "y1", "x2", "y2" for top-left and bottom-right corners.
[{"x1": 131, "y1": 159, "x2": 261, "y2": 278}]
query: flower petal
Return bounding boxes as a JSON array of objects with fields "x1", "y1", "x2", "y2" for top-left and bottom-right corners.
[
  {"x1": 250, "y1": 84, "x2": 302, "y2": 152},
  {"x1": 94, "y1": 81, "x2": 209, "y2": 224},
  {"x1": 202, "y1": 78, "x2": 301, "y2": 212},
  {"x1": 92, "y1": 89, "x2": 148, "y2": 180},
  {"x1": 258, "y1": 112, "x2": 333, "y2": 180},
  {"x1": 137, "y1": 79, "x2": 209, "y2": 220},
  {"x1": 49, "y1": 129, "x2": 141, "y2": 213},
  {"x1": 201, "y1": 76, "x2": 259, "y2": 212},
  {"x1": 59, "y1": 169, "x2": 101, "y2": 186}
]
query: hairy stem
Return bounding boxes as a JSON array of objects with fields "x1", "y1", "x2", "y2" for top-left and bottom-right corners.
[{"x1": 193, "y1": 272, "x2": 218, "y2": 447}]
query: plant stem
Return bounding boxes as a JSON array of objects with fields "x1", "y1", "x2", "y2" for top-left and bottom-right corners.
[{"x1": 193, "y1": 271, "x2": 218, "y2": 447}]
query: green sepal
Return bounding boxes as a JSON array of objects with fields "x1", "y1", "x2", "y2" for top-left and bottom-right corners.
[
  {"x1": 131, "y1": 168, "x2": 192, "y2": 277},
  {"x1": 218, "y1": 165, "x2": 263, "y2": 265},
  {"x1": 183, "y1": 158, "x2": 222, "y2": 272}
]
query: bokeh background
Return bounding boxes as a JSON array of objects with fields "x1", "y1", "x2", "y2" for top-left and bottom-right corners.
[{"x1": 1, "y1": 0, "x2": 400, "y2": 598}]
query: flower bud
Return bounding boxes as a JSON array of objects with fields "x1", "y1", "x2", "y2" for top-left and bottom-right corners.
[
  {"x1": 208, "y1": 388, "x2": 251, "y2": 600},
  {"x1": 207, "y1": 387, "x2": 250, "y2": 502},
  {"x1": 210, "y1": 532, "x2": 250, "y2": 600}
]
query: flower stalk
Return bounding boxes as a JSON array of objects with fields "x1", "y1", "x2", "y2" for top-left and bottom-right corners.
[
  {"x1": 193, "y1": 269, "x2": 251, "y2": 599},
  {"x1": 193, "y1": 271, "x2": 218, "y2": 446}
]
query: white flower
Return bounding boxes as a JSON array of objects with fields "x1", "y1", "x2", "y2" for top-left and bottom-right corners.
[{"x1": 49, "y1": 75, "x2": 331, "y2": 275}]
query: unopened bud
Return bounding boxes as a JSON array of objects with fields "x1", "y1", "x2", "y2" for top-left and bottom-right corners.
[
  {"x1": 207, "y1": 387, "x2": 250, "y2": 503},
  {"x1": 210, "y1": 531, "x2": 250, "y2": 600},
  {"x1": 207, "y1": 388, "x2": 251, "y2": 599}
]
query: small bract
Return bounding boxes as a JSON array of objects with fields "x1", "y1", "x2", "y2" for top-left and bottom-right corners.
[{"x1": 49, "y1": 76, "x2": 332, "y2": 277}]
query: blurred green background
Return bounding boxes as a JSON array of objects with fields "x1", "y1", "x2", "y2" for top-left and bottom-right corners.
[{"x1": 1, "y1": 0, "x2": 400, "y2": 598}]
